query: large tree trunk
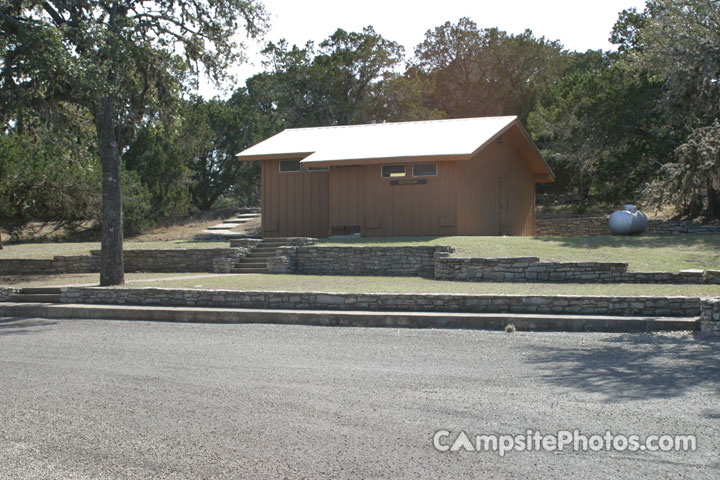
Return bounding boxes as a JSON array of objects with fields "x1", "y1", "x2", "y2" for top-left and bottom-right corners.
[{"x1": 96, "y1": 96, "x2": 124, "y2": 286}]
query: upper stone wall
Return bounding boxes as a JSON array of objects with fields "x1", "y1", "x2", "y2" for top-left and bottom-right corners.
[
  {"x1": 272, "y1": 245, "x2": 454, "y2": 278},
  {"x1": 536, "y1": 216, "x2": 720, "y2": 236},
  {"x1": 0, "y1": 248, "x2": 247, "y2": 275}
]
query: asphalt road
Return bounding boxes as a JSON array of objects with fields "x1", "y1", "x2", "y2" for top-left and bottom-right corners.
[{"x1": 0, "y1": 317, "x2": 718, "y2": 479}]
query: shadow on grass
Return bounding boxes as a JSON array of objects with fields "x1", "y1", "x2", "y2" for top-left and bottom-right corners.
[
  {"x1": 525, "y1": 334, "x2": 720, "y2": 402},
  {"x1": 532, "y1": 234, "x2": 720, "y2": 251},
  {"x1": 0, "y1": 317, "x2": 57, "y2": 336}
]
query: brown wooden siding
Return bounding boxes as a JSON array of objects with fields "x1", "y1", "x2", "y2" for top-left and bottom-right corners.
[
  {"x1": 327, "y1": 162, "x2": 458, "y2": 237},
  {"x1": 455, "y1": 140, "x2": 535, "y2": 236},
  {"x1": 261, "y1": 140, "x2": 536, "y2": 237},
  {"x1": 261, "y1": 159, "x2": 329, "y2": 237}
]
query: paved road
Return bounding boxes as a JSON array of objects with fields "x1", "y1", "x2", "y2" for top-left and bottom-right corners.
[{"x1": 0, "y1": 317, "x2": 718, "y2": 479}]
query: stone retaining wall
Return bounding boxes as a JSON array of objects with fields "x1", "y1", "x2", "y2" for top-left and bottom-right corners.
[
  {"x1": 0, "y1": 256, "x2": 99, "y2": 275},
  {"x1": 58, "y1": 286, "x2": 701, "y2": 317},
  {"x1": 434, "y1": 255, "x2": 720, "y2": 284},
  {"x1": 536, "y1": 216, "x2": 720, "y2": 236},
  {"x1": 0, "y1": 248, "x2": 247, "y2": 275},
  {"x1": 0, "y1": 287, "x2": 14, "y2": 301},
  {"x1": 268, "y1": 246, "x2": 454, "y2": 277},
  {"x1": 700, "y1": 298, "x2": 720, "y2": 336}
]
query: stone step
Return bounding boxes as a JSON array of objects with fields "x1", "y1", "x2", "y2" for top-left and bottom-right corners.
[
  {"x1": 10, "y1": 294, "x2": 62, "y2": 303},
  {"x1": 243, "y1": 255, "x2": 273, "y2": 261},
  {"x1": 236, "y1": 213, "x2": 260, "y2": 218},
  {"x1": 254, "y1": 247, "x2": 281, "y2": 253},
  {"x1": 222, "y1": 219, "x2": 249, "y2": 224},
  {"x1": 233, "y1": 262, "x2": 267, "y2": 268},
  {"x1": 0, "y1": 302, "x2": 699, "y2": 332},
  {"x1": 229, "y1": 268, "x2": 267, "y2": 274},
  {"x1": 245, "y1": 251, "x2": 275, "y2": 257}
]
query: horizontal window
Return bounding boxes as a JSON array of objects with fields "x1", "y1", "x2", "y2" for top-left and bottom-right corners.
[
  {"x1": 307, "y1": 166, "x2": 329, "y2": 172},
  {"x1": 413, "y1": 162, "x2": 437, "y2": 177},
  {"x1": 381, "y1": 164, "x2": 406, "y2": 178},
  {"x1": 279, "y1": 159, "x2": 301, "y2": 173}
]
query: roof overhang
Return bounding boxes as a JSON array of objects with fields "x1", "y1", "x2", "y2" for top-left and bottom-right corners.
[{"x1": 236, "y1": 117, "x2": 554, "y2": 182}]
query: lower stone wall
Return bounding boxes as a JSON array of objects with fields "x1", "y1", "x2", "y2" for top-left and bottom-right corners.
[
  {"x1": 0, "y1": 256, "x2": 99, "y2": 275},
  {"x1": 273, "y1": 246, "x2": 454, "y2": 278},
  {"x1": 536, "y1": 216, "x2": 720, "y2": 236},
  {"x1": 112, "y1": 249, "x2": 247, "y2": 273},
  {"x1": 700, "y1": 298, "x2": 720, "y2": 336},
  {"x1": 58, "y1": 286, "x2": 701, "y2": 317},
  {"x1": 0, "y1": 248, "x2": 247, "y2": 275},
  {"x1": 434, "y1": 256, "x2": 720, "y2": 284},
  {"x1": 0, "y1": 287, "x2": 15, "y2": 301}
]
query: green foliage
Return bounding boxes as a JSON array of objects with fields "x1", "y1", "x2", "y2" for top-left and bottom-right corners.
[
  {"x1": 528, "y1": 51, "x2": 672, "y2": 201},
  {"x1": 181, "y1": 95, "x2": 269, "y2": 210},
  {"x1": 123, "y1": 124, "x2": 194, "y2": 219},
  {"x1": 412, "y1": 18, "x2": 570, "y2": 122},
  {"x1": 618, "y1": 0, "x2": 720, "y2": 216},
  {"x1": 255, "y1": 27, "x2": 405, "y2": 127},
  {"x1": 0, "y1": 125, "x2": 101, "y2": 233},
  {"x1": 647, "y1": 121, "x2": 720, "y2": 217}
]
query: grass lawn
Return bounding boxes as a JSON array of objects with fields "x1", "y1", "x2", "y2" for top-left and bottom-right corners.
[
  {"x1": 121, "y1": 274, "x2": 720, "y2": 297},
  {"x1": 0, "y1": 240, "x2": 230, "y2": 259},
  {"x1": 318, "y1": 235, "x2": 720, "y2": 272},
  {"x1": 0, "y1": 273, "x2": 217, "y2": 288}
]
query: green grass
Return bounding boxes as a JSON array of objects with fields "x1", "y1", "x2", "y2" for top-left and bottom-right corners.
[
  {"x1": 318, "y1": 235, "x2": 720, "y2": 272},
  {"x1": 122, "y1": 274, "x2": 720, "y2": 297},
  {"x1": 0, "y1": 272, "x2": 217, "y2": 288},
  {"x1": 0, "y1": 240, "x2": 229, "y2": 259}
]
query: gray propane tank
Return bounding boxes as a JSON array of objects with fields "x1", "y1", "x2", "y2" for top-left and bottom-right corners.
[{"x1": 608, "y1": 205, "x2": 648, "y2": 235}]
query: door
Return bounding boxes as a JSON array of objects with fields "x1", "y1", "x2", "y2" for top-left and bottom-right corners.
[{"x1": 499, "y1": 176, "x2": 509, "y2": 235}]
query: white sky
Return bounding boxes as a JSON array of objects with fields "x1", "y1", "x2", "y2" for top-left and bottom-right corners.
[{"x1": 200, "y1": 0, "x2": 648, "y2": 98}]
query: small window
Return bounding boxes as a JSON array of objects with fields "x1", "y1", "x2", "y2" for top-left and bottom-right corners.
[
  {"x1": 413, "y1": 163, "x2": 437, "y2": 177},
  {"x1": 307, "y1": 166, "x2": 329, "y2": 172},
  {"x1": 381, "y1": 164, "x2": 406, "y2": 178},
  {"x1": 279, "y1": 159, "x2": 301, "y2": 173}
]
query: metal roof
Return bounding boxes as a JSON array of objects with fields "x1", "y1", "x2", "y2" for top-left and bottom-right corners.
[{"x1": 235, "y1": 116, "x2": 553, "y2": 179}]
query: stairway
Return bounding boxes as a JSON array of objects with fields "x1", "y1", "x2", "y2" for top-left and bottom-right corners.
[
  {"x1": 230, "y1": 238, "x2": 295, "y2": 274},
  {"x1": 10, "y1": 287, "x2": 62, "y2": 303},
  {"x1": 199, "y1": 210, "x2": 262, "y2": 239}
]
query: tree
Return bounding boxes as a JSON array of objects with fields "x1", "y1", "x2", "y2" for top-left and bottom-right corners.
[
  {"x1": 0, "y1": 107, "x2": 102, "y2": 235},
  {"x1": 527, "y1": 50, "x2": 671, "y2": 203},
  {"x1": 123, "y1": 122, "x2": 194, "y2": 221},
  {"x1": 183, "y1": 95, "x2": 272, "y2": 210},
  {"x1": 648, "y1": 121, "x2": 720, "y2": 217},
  {"x1": 412, "y1": 18, "x2": 569, "y2": 122},
  {"x1": 0, "y1": 1, "x2": 267, "y2": 285},
  {"x1": 255, "y1": 27, "x2": 405, "y2": 128},
  {"x1": 615, "y1": 0, "x2": 720, "y2": 216}
]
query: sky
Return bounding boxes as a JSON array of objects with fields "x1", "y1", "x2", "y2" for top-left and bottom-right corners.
[{"x1": 199, "y1": 0, "x2": 648, "y2": 98}]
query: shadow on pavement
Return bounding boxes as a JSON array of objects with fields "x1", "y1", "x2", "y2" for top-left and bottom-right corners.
[
  {"x1": 0, "y1": 317, "x2": 57, "y2": 336},
  {"x1": 525, "y1": 333, "x2": 720, "y2": 402}
]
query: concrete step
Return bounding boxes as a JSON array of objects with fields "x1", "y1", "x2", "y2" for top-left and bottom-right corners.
[
  {"x1": 10, "y1": 294, "x2": 62, "y2": 303},
  {"x1": 236, "y1": 214, "x2": 260, "y2": 218},
  {"x1": 0, "y1": 302, "x2": 699, "y2": 332},
  {"x1": 198, "y1": 231, "x2": 260, "y2": 239},
  {"x1": 206, "y1": 224, "x2": 238, "y2": 230},
  {"x1": 222, "y1": 219, "x2": 249, "y2": 224}
]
